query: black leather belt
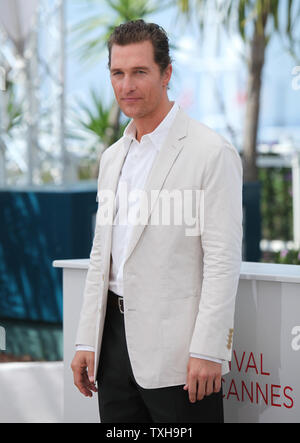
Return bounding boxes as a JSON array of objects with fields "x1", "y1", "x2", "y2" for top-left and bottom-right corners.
[{"x1": 108, "y1": 289, "x2": 124, "y2": 314}]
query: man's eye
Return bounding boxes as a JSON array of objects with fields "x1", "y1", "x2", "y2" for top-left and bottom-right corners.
[{"x1": 136, "y1": 70, "x2": 146, "y2": 74}]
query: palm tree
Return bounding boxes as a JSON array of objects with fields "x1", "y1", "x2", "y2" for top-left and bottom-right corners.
[
  {"x1": 175, "y1": 0, "x2": 300, "y2": 182},
  {"x1": 71, "y1": 0, "x2": 162, "y2": 63}
]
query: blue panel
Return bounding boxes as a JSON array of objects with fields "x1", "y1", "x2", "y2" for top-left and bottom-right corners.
[
  {"x1": 0, "y1": 186, "x2": 97, "y2": 323},
  {"x1": 242, "y1": 182, "x2": 262, "y2": 262}
]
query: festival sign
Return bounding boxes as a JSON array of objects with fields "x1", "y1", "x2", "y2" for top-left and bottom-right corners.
[{"x1": 223, "y1": 277, "x2": 300, "y2": 423}]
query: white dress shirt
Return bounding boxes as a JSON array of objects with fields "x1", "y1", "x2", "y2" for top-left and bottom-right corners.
[
  {"x1": 77, "y1": 102, "x2": 222, "y2": 365},
  {"x1": 108, "y1": 101, "x2": 179, "y2": 296}
]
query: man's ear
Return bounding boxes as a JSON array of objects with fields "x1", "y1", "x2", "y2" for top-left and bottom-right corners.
[{"x1": 163, "y1": 64, "x2": 172, "y2": 88}]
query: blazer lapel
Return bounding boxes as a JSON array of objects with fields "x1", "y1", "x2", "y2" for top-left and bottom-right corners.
[
  {"x1": 99, "y1": 139, "x2": 131, "y2": 268},
  {"x1": 123, "y1": 107, "x2": 189, "y2": 266},
  {"x1": 104, "y1": 141, "x2": 131, "y2": 199}
]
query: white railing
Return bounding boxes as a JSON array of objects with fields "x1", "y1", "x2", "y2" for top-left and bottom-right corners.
[
  {"x1": 0, "y1": 361, "x2": 63, "y2": 423},
  {"x1": 53, "y1": 259, "x2": 300, "y2": 423}
]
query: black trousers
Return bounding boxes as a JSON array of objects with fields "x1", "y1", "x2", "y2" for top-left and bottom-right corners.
[{"x1": 96, "y1": 289, "x2": 224, "y2": 423}]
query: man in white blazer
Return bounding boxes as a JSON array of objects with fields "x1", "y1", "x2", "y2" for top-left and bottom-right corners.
[{"x1": 71, "y1": 19, "x2": 243, "y2": 423}]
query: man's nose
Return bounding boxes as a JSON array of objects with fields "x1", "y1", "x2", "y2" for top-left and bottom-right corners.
[{"x1": 122, "y1": 75, "x2": 136, "y2": 94}]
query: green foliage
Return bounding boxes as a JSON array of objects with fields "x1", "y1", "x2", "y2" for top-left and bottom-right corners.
[
  {"x1": 274, "y1": 248, "x2": 300, "y2": 265},
  {"x1": 263, "y1": 247, "x2": 300, "y2": 265},
  {"x1": 176, "y1": 0, "x2": 300, "y2": 50},
  {"x1": 259, "y1": 163, "x2": 300, "y2": 265},
  {"x1": 75, "y1": 88, "x2": 130, "y2": 145},
  {"x1": 71, "y1": 0, "x2": 162, "y2": 64},
  {"x1": 4, "y1": 80, "x2": 22, "y2": 133},
  {"x1": 259, "y1": 164, "x2": 293, "y2": 241}
]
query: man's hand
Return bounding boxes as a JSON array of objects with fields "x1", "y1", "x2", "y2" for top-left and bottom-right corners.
[
  {"x1": 183, "y1": 357, "x2": 222, "y2": 403},
  {"x1": 71, "y1": 351, "x2": 98, "y2": 397}
]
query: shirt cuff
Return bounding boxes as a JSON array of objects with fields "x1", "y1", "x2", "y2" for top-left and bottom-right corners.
[
  {"x1": 76, "y1": 345, "x2": 95, "y2": 352},
  {"x1": 189, "y1": 353, "x2": 223, "y2": 364}
]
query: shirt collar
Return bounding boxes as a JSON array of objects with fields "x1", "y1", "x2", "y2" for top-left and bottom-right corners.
[{"x1": 123, "y1": 101, "x2": 179, "y2": 153}]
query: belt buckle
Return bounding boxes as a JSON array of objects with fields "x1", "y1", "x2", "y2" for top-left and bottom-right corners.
[{"x1": 118, "y1": 297, "x2": 124, "y2": 314}]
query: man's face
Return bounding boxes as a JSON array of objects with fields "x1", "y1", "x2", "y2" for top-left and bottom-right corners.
[{"x1": 109, "y1": 40, "x2": 172, "y2": 120}]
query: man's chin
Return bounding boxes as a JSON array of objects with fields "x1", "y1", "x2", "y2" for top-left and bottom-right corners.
[
  {"x1": 120, "y1": 108, "x2": 144, "y2": 119},
  {"x1": 118, "y1": 101, "x2": 146, "y2": 118},
  {"x1": 120, "y1": 108, "x2": 134, "y2": 118}
]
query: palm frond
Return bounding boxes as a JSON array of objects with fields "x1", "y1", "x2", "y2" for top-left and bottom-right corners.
[{"x1": 71, "y1": 0, "x2": 162, "y2": 64}]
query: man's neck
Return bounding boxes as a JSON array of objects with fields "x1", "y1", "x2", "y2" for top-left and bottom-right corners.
[{"x1": 134, "y1": 100, "x2": 174, "y2": 142}]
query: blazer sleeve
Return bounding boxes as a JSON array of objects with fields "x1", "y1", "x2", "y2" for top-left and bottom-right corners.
[
  {"x1": 75, "y1": 154, "x2": 105, "y2": 347},
  {"x1": 189, "y1": 141, "x2": 243, "y2": 361}
]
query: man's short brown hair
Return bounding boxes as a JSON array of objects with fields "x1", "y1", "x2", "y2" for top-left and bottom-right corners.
[{"x1": 107, "y1": 19, "x2": 172, "y2": 74}]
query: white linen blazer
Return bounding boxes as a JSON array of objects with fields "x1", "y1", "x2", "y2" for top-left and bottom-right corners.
[{"x1": 75, "y1": 107, "x2": 243, "y2": 389}]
